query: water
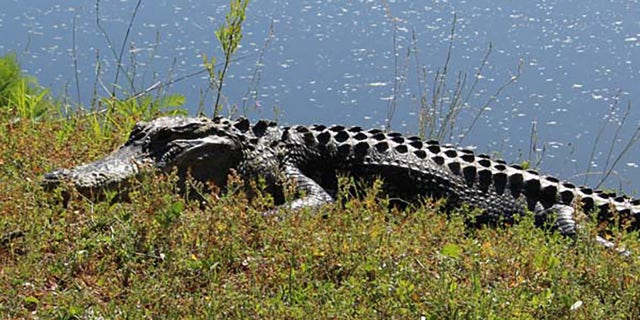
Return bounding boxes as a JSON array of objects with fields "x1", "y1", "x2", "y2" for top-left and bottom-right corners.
[{"x1": 2, "y1": 0, "x2": 640, "y2": 192}]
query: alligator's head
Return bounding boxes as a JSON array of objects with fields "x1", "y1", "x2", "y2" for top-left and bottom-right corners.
[{"x1": 43, "y1": 116, "x2": 254, "y2": 200}]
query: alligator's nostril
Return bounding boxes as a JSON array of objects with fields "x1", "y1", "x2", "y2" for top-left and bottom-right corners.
[
  {"x1": 44, "y1": 168, "x2": 71, "y2": 180},
  {"x1": 44, "y1": 172, "x2": 60, "y2": 180}
]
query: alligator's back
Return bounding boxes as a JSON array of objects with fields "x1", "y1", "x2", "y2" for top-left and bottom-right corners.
[{"x1": 278, "y1": 123, "x2": 640, "y2": 229}]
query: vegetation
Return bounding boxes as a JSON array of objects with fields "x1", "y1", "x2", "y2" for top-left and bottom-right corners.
[
  {"x1": 1, "y1": 53, "x2": 640, "y2": 319},
  {"x1": 203, "y1": 0, "x2": 250, "y2": 117},
  {"x1": 381, "y1": 11, "x2": 522, "y2": 145},
  {"x1": 0, "y1": 53, "x2": 53, "y2": 121}
]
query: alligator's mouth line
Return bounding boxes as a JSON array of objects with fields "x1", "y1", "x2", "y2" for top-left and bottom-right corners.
[{"x1": 43, "y1": 146, "x2": 153, "y2": 194}]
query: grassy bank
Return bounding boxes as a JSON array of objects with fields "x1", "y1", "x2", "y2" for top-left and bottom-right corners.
[{"x1": 1, "y1": 55, "x2": 640, "y2": 319}]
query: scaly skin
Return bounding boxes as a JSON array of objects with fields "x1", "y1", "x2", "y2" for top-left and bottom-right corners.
[{"x1": 43, "y1": 116, "x2": 640, "y2": 239}]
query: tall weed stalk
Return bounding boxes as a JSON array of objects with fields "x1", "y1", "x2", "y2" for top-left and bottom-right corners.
[
  {"x1": 94, "y1": 0, "x2": 185, "y2": 115},
  {"x1": 413, "y1": 15, "x2": 522, "y2": 143},
  {"x1": 581, "y1": 94, "x2": 640, "y2": 190},
  {"x1": 203, "y1": 0, "x2": 250, "y2": 117}
]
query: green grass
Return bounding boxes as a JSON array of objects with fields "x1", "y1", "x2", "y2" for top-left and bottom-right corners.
[
  {"x1": 0, "y1": 53, "x2": 54, "y2": 121},
  {"x1": 2, "y1": 56, "x2": 640, "y2": 318}
]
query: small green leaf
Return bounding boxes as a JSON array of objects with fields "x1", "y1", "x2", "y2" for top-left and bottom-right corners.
[
  {"x1": 170, "y1": 200, "x2": 185, "y2": 214},
  {"x1": 441, "y1": 243, "x2": 462, "y2": 259},
  {"x1": 24, "y1": 295, "x2": 39, "y2": 305}
]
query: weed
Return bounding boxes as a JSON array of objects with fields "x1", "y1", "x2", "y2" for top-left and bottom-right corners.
[
  {"x1": 414, "y1": 15, "x2": 522, "y2": 143},
  {"x1": 203, "y1": 0, "x2": 250, "y2": 117},
  {"x1": 0, "y1": 54, "x2": 55, "y2": 121}
]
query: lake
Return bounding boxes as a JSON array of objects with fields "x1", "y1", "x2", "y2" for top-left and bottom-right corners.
[{"x1": 2, "y1": 0, "x2": 640, "y2": 192}]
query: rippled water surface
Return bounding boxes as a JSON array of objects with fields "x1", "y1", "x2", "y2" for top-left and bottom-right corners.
[{"x1": 2, "y1": 0, "x2": 640, "y2": 191}]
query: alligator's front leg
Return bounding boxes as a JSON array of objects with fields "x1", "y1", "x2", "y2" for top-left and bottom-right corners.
[
  {"x1": 262, "y1": 164, "x2": 334, "y2": 217},
  {"x1": 280, "y1": 164, "x2": 335, "y2": 211}
]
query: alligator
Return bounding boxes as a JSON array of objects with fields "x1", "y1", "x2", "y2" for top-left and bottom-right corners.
[{"x1": 43, "y1": 116, "x2": 640, "y2": 244}]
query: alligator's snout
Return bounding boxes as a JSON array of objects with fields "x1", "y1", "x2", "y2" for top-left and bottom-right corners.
[
  {"x1": 42, "y1": 168, "x2": 81, "y2": 204},
  {"x1": 44, "y1": 169, "x2": 68, "y2": 179},
  {"x1": 41, "y1": 144, "x2": 149, "y2": 200},
  {"x1": 42, "y1": 168, "x2": 72, "y2": 190}
]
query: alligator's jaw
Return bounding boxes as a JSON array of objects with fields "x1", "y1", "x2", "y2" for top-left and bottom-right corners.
[
  {"x1": 43, "y1": 144, "x2": 151, "y2": 198},
  {"x1": 42, "y1": 117, "x2": 247, "y2": 200}
]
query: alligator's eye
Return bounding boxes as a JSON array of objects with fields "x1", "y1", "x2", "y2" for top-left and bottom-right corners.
[
  {"x1": 130, "y1": 124, "x2": 144, "y2": 136},
  {"x1": 176, "y1": 123, "x2": 204, "y2": 133}
]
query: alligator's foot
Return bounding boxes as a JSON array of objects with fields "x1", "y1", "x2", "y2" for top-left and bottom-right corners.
[
  {"x1": 535, "y1": 203, "x2": 631, "y2": 257},
  {"x1": 535, "y1": 203, "x2": 577, "y2": 236},
  {"x1": 263, "y1": 164, "x2": 335, "y2": 217}
]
